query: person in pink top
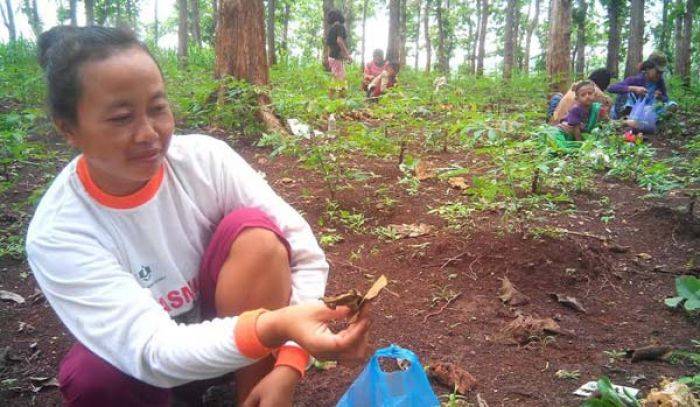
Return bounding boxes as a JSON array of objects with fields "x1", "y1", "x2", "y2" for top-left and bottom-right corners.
[{"x1": 362, "y1": 49, "x2": 386, "y2": 92}]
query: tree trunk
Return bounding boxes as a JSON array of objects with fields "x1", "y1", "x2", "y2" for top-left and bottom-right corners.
[
  {"x1": 22, "y1": 0, "x2": 42, "y2": 38},
  {"x1": 266, "y1": 0, "x2": 276, "y2": 65},
  {"x1": 435, "y1": 0, "x2": 448, "y2": 72},
  {"x1": 546, "y1": 0, "x2": 572, "y2": 92},
  {"x1": 660, "y1": 0, "x2": 669, "y2": 54},
  {"x1": 69, "y1": 0, "x2": 77, "y2": 25},
  {"x1": 415, "y1": 0, "x2": 421, "y2": 70},
  {"x1": 677, "y1": 0, "x2": 695, "y2": 85},
  {"x1": 387, "y1": 0, "x2": 401, "y2": 63},
  {"x1": 503, "y1": 0, "x2": 517, "y2": 79},
  {"x1": 85, "y1": 0, "x2": 94, "y2": 25},
  {"x1": 524, "y1": 0, "x2": 540, "y2": 73},
  {"x1": 191, "y1": 0, "x2": 202, "y2": 47},
  {"x1": 606, "y1": 0, "x2": 621, "y2": 77},
  {"x1": 399, "y1": 0, "x2": 407, "y2": 66},
  {"x1": 215, "y1": 0, "x2": 285, "y2": 134},
  {"x1": 282, "y1": 1, "x2": 290, "y2": 53},
  {"x1": 476, "y1": 0, "x2": 489, "y2": 76},
  {"x1": 322, "y1": 0, "x2": 334, "y2": 69},
  {"x1": 154, "y1": 0, "x2": 159, "y2": 44},
  {"x1": 178, "y1": 0, "x2": 189, "y2": 66},
  {"x1": 212, "y1": 0, "x2": 218, "y2": 32},
  {"x1": 361, "y1": 0, "x2": 367, "y2": 63},
  {"x1": 1, "y1": 0, "x2": 16, "y2": 41},
  {"x1": 674, "y1": 0, "x2": 683, "y2": 73},
  {"x1": 624, "y1": 0, "x2": 644, "y2": 78},
  {"x1": 470, "y1": 0, "x2": 481, "y2": 74},
  {"x1": 424, "y1": 0, "x2": 431, "y2": 72},
  {"x1": 573, "y1": 0, "x2": 586, "y2": 76}
]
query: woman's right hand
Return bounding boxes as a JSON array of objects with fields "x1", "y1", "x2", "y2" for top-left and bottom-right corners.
[
  {"x1": 257, "y1": 303, "x2": 372, "y2": 364},
  {"x1": 628, "y1": 86, "x2": 647, "y2": 95}
]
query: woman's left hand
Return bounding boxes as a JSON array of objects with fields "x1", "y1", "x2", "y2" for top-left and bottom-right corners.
[{"x1": 241, "y1": 365, "x2": 300, "y2": 407}]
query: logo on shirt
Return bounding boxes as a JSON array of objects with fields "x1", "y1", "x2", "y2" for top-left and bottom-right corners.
[{"x1": 134, "y1": 264, "x2": 165, "y2": 288}]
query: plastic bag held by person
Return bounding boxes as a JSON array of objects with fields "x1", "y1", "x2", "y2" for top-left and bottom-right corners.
[
  {"x1": 629, "y1": 94, "x2": 658, "y2": 134},
  {"x1": 336, "y1": 344, "x2": 439, "y2": 407}
]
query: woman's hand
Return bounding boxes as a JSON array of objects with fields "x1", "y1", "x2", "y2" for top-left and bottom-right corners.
[
  {"x1": 628, "y1": 86, "x2": 647, "y2": 95},
  {"x1": 241, "y1": 366, "x2": 299, "y2": 407},
  {"x1": 257, "y1": 303, "x2": 372, "y2": 363}
]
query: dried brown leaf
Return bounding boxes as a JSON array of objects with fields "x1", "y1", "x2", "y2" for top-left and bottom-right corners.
[
  {"x1": 500, "y1": 315, "x2": 569, "y2": 344},
  {"x1": 322, "y1": 290, "x2": 362, "y2": 312},
  {"x1": 426, "y1": 362, "x2": 478, "y2": 395},
  {"x1": 388, "y1": 223, "x2": 434, "y2": 239},
  {"x1": 0, "y1": 290, "x2": 25, "y2": 304},
  {"x1": 549, "y1": 293, "x2": 587, "y2": 313},
  {"x1": 448, "y1": 177, "x2": 469, "y2": 190},
  {"x1": 498, "y1": 277, "x2": 530, "y2": 306},
  {"x1": 415, "y1": 160, "x2": 436, "y2": 181}
]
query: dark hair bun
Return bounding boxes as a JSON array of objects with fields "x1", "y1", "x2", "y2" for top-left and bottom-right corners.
[{"x1": 38, "y1": 26, "x2": 78, "y2": 70}]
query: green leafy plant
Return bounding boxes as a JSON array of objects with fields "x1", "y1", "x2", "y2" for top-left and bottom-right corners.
[
  {"x1": 665, "y1": 276, "x2": 700, "y2": 313},
  {"x1": 581, "y1": 376, "x2": 640, "y2": 407}
]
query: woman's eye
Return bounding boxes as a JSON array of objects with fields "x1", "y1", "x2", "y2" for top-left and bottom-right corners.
[{"x1": 109, "y1": 115, "x2": 132, "y2": 124}]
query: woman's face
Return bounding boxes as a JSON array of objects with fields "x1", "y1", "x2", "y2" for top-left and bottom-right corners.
[
  {"x1": 59, "y1": 46, "x2": 174, "y2": 195},
  {"x1": 646, "y1": 68, "x2": 661, "y2": 82}
]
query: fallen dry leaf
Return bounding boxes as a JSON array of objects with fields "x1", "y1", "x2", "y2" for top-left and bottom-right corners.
[
  {"x1": 549, "y1": 293, "x2": 587, "y2": 313},
  {"x1": 448, "y1": 177, "x2": 469, "y2": 190},
  {"x1": 630, "y1": 345, "x2": 672, "y2": 363},
  {"x1": 499, "y1": 277, "x2": 530, "y2": 306},
  {"x1": 500, "y1": 315, "x2": 570, "y2": 344},
  {"x1": 29, "y1": 376, "x2": 59, "y2": 393},
  {"x1": 387, "y1": 223, "x2": 434, "y2": 239},
  {"x1": 414, "y1": 160, "x2": 436, "y2": 181},
  {"x1": 643, "y1": 379, "x2": 698, "y2": 407},
  {"x1": 0, "y1": 290, "x2": 25, "y2": 304},
  {"x1": 426, "y1": 362, "x2": 478, "y2": 395},
  {"x1": 322, "y1": 275, "x2": 388, "y2": 322},
  {"x1": 279, "y1": 177, "x2": 294, "y2": 184},
  {"x1": 476, "y1": 393, "x2": 490, "y2": 407},
  {"x1": 637, "y1": 252, "x2": 653, "y2": 261}
]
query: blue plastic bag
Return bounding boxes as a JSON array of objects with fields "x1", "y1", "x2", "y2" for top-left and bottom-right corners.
[
  {"x1": 336, "y1": 344, "x2": 440, "y2": 407},
  {"x1": 629, "y1": 94, "x2": 658, "y2": 133}
]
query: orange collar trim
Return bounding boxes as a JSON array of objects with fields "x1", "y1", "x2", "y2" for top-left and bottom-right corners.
[{"x1": 76, "y1": 156, "x2": 165, "y2": 210}]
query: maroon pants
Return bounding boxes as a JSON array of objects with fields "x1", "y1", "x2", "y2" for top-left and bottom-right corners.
[{"x1": 58, "y1": 208, "x2": 290, "y2": 407}]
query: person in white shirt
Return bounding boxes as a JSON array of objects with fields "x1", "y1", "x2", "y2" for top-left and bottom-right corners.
[{"x1": 27, "y1": 25, "x2": 371, "y2": 407}]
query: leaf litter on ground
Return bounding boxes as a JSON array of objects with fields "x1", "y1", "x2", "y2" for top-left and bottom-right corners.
[
  {"x1": 321, "y1": 275, "x2": 388, "y2": 322},
  {"x1": 549, "y1": 293, "x2": 587, "y2": 313},
  {"x1": 498, "y1": 277, "x2": 530, "y2": 306},
  {"x1": 385, "y1": 223, "x2": 434, "y2": 239},
  {"x1": 0, "y1": 290, "x2": 25, "y2": 304},
  {"x1": 426, "y1": 361, "x2": 478, "y2": 395},
  {"x1": 499, "y1": 314, "x2": 572, "y2": 345}
]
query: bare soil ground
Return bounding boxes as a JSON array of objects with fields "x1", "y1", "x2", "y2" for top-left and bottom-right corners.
[{"x1": 0, "y1": 121, "x2": 698, "y2": 406}]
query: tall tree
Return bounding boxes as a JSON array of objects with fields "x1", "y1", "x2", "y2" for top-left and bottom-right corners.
[
  {"x1": 573, "y1": 0, "x2": 587, "y2": 76},
  {"x1": 414, "y1": 0, "x2": 421, "y2": 69},
  {"x1": 387, "y1": 0, "x2": 401, "y2": 62},
  {"x1": 266, "y1": 0, "x2": 276, "y2": 65},
  {"x1": 0, "y1": 0, "x2": 16, "y2": 42},
  {"x1": 674, "y1": 0, "x2": 682, "y2": 70},
  {"x1": 178, "y1": 0, "x2": 189, "y2": 66},
  {"x1": 212, "y1": 0, "x2": 218, "y2": 32},
  {"x1": 435, "y1": 0, "x2": 448, "y2": 72},
  {"x1": 424, "y1": 0, "x2": 431, "y2": 72},
  {"x1": 69, "y1": 0, "x2": 77, "y2": 25},
  {"x1": 361, "y1": 0, "x2": 367, "y2": 63},
  {"x1": 476, "y1": 0, "x2": 489, "y2": 76},
  {"x1": 85, "y1": 0, "x2": 94, "y2": 25},
  {"x1": 624, "y1": 0, "x2": 644, "y2": 77},
  {"x1": 191, "y1": 0, "x2": 202, "y2": 47},
  {"x1": 215, "y1": 0, "x2": 285, "y2": 133},
  {"x1": 524, "y1": 0, "x2": 540, "y2": 73},
  {"x1": 676, "y1": 0, "x2": 696, "y2": 85},
  {"x1": 21, "y1": 0, "x2": 41, "y2": 38},
  {"x1": 604, "y1": 0, "x2": 623, "y2": 77},
  {"x1": 503, "y1": 0, "x2": 518, "y2": 79},
  {"x1": 322, "y1": 0, "x2": 334, "y2": 69},
  {"x1": 660, "y1": 0, "x2": 670, "y2": 54},
  {"x1": 470, "y1": 0, "x2": 482, "y2": 74},
  {"x1": 399, "y1": 0, "x2": 408, "y2": 66},
  {"x1": 546, "y1": 0, "x2": 572, "y2": 92},
  {"x1": 281, "y1": 1, "x2": 290, "y2": 54}
]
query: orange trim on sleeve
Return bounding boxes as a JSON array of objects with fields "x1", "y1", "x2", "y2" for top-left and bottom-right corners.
[
  {"x1": 275, "y1": 345, "x2": 309, "y2": 378},
  {"x1": 76, "y1": 156, "x2": 164, "y2": 210},
  {"x1": 234, "y1": 309, "x2": 272, "y2": 360}
]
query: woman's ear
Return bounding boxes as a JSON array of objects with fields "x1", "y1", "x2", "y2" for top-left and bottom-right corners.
[{"x1": 54, "y1": 118, "x2": 80, "y2": 149}]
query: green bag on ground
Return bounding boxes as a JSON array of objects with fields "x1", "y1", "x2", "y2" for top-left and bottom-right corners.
[{"x1": 539, "y1": 102, "x2": 601, "y2": 153}]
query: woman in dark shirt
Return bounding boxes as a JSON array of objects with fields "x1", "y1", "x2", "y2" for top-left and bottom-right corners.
[{"x1": 325, "y1": 9, "x2": 352, "y2": 81}]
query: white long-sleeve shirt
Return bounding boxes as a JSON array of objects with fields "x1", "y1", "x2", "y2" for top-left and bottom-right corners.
[{"x1": 25, "y1": 134, "x2": 328, "y2": 387}]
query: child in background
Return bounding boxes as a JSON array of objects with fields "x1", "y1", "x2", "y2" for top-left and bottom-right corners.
[
  {"x1": 549, "y1": 68, "x2": 613, "y2": 125},
  {"x1": 325, "y1": 9, "x2": 352, "y2": 82},
  {"x1": 28, "y1": 26, "x2": 371, "y2": 407},
  {"x1": 558, "y1": 80, "x2": 598, "y2": 141}
]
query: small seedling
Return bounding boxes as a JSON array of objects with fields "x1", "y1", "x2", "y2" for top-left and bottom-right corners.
[{"x1": 665, "y1": 276, "x2": 700, "y2": 313}]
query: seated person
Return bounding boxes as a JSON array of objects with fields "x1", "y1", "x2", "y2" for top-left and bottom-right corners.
[
  {"x1": 549, "y1": 68, "x2": 613, "y2": 124},
  {"x1": 540, "y1": 80, "x2": 606, "y2": 153},
  {"x1": 362, "y1": 49, "x2": 387, "y2": 91},
  {"x1": 366, "y1": 61, "x2": 399, "y2": 99},
  {"x1": 558, "y1": 80, "x2": 600, "y2": 141},
  {"x1": 607, "y1": 51, "x2": 677, "y2": 122}
]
